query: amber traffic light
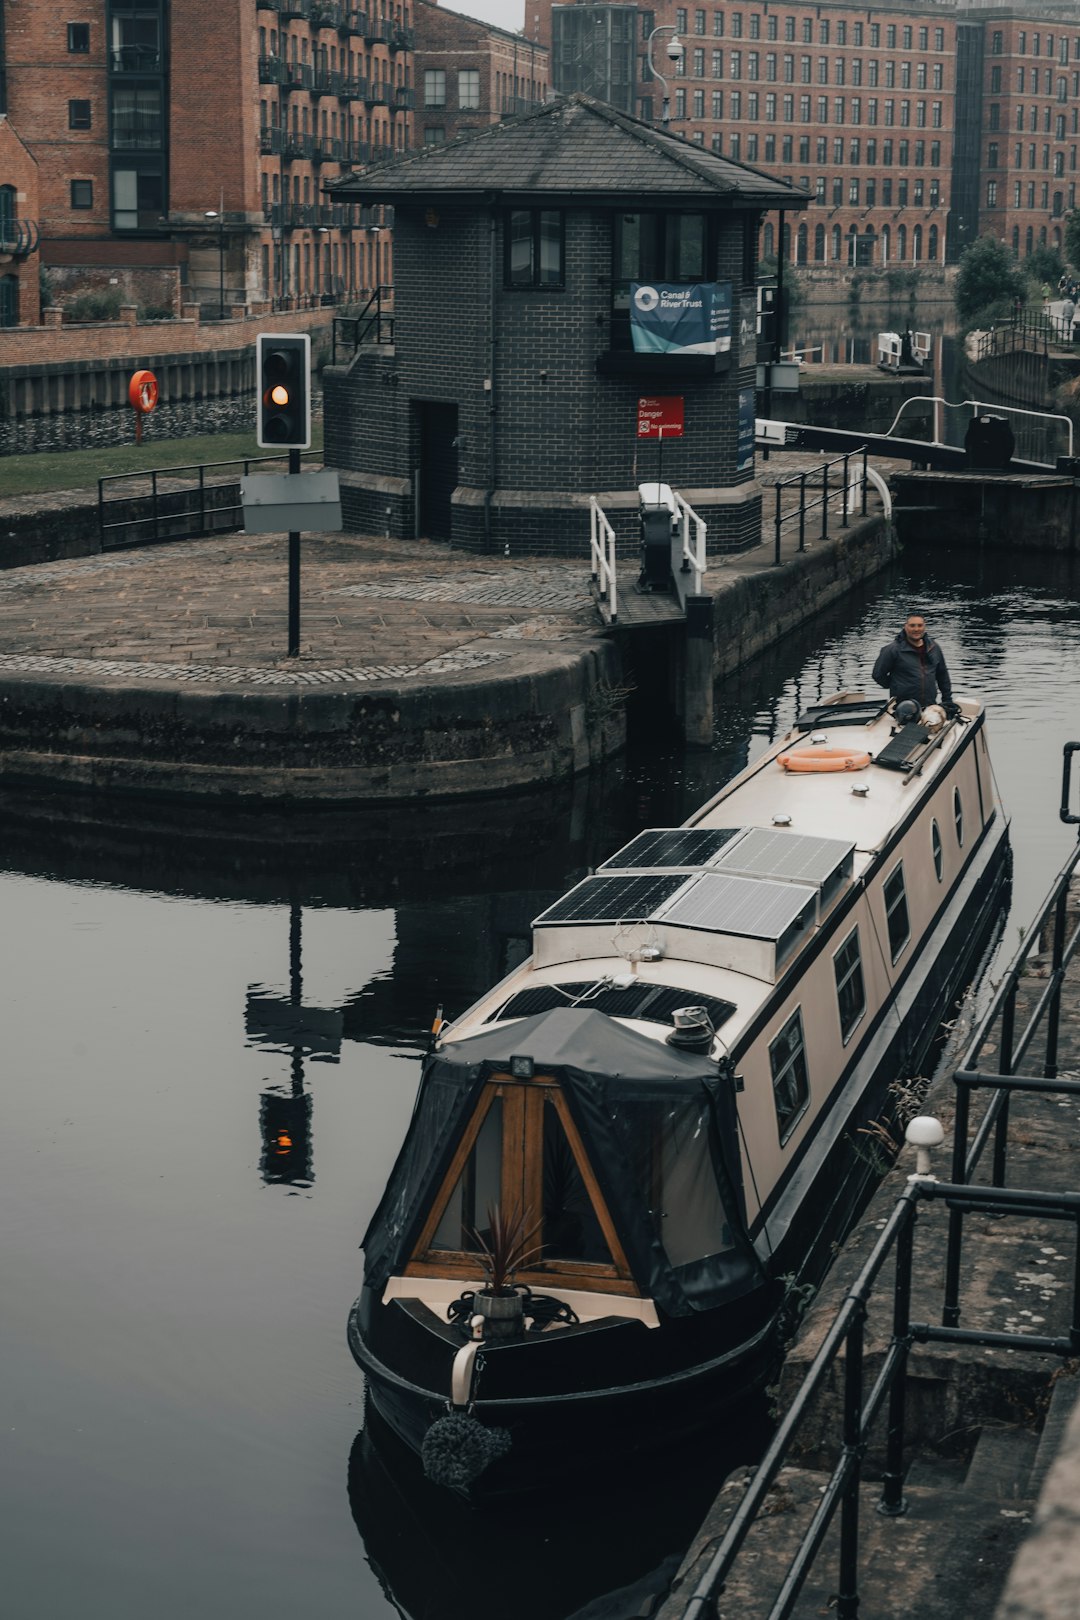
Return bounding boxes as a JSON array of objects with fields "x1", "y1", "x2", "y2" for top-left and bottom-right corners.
[{"x1": 257, "y1": 333, "x2": 311, "y2": 450}]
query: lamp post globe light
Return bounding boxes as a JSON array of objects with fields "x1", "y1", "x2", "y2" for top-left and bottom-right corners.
[
  {"x1": 646, "y1": 26, "x2": 685, "y2": 126},
  {"x1": 204, "y1": 209, "x2": 225, "y2": 319}
]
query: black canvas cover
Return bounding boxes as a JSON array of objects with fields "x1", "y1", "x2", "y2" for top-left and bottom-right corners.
[{"x1": 361, "y1": 1008, "x2": 764, "y2": 1318}]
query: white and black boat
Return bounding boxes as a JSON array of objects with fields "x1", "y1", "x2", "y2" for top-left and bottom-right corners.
[{"x1": 349, "y1": 693, "x2": 1010, "y2": 1496}]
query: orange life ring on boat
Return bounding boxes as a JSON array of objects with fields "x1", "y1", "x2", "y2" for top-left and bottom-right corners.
[{"x1": 777, "y1": 748, "x2": 872, "y2": 773}]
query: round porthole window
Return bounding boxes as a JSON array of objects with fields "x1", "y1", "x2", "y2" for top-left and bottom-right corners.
[
  {"x1": 953, "y1": 788, "x2": 964, "y2": 848},
  {"x1": 931, "y1": 819, "x2": 943, "y2": 882}
]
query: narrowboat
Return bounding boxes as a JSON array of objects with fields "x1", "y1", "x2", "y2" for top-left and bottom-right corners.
[{"x1": 349, "y1": 692, "x2": 1010, "y2": 1496}]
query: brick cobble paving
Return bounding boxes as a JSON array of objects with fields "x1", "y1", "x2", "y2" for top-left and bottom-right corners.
[{"x1": 0, "y1": 454, "x2": 889, "y2": 688}]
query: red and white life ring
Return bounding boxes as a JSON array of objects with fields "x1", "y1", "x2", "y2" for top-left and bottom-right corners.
[{"x1": 128, "y1": 370, "x2": 159, "y2": 413}]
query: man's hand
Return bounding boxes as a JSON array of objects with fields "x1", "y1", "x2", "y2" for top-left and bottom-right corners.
[{"x1": 944, "y1": 702, "x2": 961, "y2": 719}]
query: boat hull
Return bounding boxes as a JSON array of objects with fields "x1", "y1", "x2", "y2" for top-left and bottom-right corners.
[{"x1": 349, "y1": 803, "x2": 1011, "y2": 1497}]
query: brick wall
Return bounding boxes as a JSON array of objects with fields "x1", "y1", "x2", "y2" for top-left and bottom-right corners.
[
  {"x1": 0, "y1": 304, "x2": 332, "y2": 368},
  {"x1": 3, "y1": 0, "x2": 111, "y2": 238},
  {"x1": 414, "y1": 2, "x2": 548, "y2": 145},
  {"x1": 170, "y1": 1, "x2": 262, "y2": 218},
  {"x1": 0, "y1": 117, "x2": 42, "y2": 327},
  {"x1": 325, "y1": 200, "x2": 762, "y2": 555}
]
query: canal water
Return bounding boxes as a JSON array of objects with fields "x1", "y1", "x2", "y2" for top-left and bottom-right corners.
[{"x1": 3, "y1": 544, "x2": 1080, "y2": 1620}]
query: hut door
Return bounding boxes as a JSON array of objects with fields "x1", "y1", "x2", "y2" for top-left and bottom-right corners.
[{"x1": 417, "y1": 401, "x2": 458, "y2": 541}]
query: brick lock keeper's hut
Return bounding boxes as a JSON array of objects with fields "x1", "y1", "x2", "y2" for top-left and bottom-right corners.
[{"x1": 324, "y1": 92, "x2": 806, "y2": 556}]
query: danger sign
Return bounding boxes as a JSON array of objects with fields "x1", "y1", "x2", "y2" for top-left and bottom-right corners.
[{"x1": 637, "y1": 396, "x2": 684, "y2": 438}]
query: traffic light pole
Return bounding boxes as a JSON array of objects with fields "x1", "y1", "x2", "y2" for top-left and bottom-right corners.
[{"x1": 288, "y1": 446, "x2": 301, "y2": 656}]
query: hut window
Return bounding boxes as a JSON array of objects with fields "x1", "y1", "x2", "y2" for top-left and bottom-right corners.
[
  {"x1": 884, "y1": 862, "x2": 910, "y2": 962},
  {"x1": 833, "y1": 926, "x2": 866, "y2": 1045},
  {"x1": 770, "y1": 1009, "x2": 810, "y2": 1143},
  {"x1": 505, "y1": 209, "x2": 565, "y2": 289}
]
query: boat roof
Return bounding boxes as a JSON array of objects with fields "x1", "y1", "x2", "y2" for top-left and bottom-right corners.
[{"x1": 445, "y1": 694, "x2": 982, "y2": 1053}]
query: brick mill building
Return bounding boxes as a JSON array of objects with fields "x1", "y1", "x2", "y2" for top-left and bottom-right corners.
[
  {"x1": 0, "y1": 0, "x2": 412, "y2": 325},
  {"x1": 414, "y1": 1, "x2": 548, "y2": 148},
  {"x1": 529, "y1": 0, "x2": 1080, "y2": 268},
  {"x1": 323, "y1": 92, "x2": 804, "y2": 554}
]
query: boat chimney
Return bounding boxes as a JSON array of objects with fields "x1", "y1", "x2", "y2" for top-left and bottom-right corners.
[
  {"x1": 905, "y1": 1115, "x2": 945, "y2": 1181},
  {"x1": 667, "y1": 1005, "x2": 715, "y2": 1051}
]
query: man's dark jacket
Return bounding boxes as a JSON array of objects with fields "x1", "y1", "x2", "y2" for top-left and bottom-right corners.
[{"x1": 872, "y1": 630, "x2": 953, "y2": 708}]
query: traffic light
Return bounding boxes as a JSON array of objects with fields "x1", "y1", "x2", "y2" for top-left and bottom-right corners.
[{"x1": 257, "y1": 332, "x2": 311, "y2": 450}]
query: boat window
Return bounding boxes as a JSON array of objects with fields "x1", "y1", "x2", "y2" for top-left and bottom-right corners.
[
  {"x1": 431, "y1": 1093, "x2": 504, "y2": 1253},
  {"x1": 954, "y1": 788, "x2": 964, "y2": 847},
  {"x1": 406, "y1": 1078, "x2": 639, "y2": 1292},
  {"x1": 625, "y1": 1100, "x2": 735, "y2": 1267},
  {"x1": 884, "y1": 862, "x2": 910, "y2": 962},
  {"x1": 542, "y1": 1095, "x2": 614, "y2": 1264},
  {"x1": 931, "y1": 819, "x2": 943, "y2": 882},
  {"x1": 769, "y1": 1009, "x2": 810, "y2": 1144},
  {"x1": 833, "y1": 926, "x2": 866, "y2": 1045}
]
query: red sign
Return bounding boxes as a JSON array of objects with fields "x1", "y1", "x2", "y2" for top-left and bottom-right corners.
[{"x1": 637, "y1": 396, "x2": 685, "y2": 439}]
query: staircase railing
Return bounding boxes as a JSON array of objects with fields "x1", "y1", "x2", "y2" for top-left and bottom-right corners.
[{"x1": 589, "y1": 496, "x2": 618, "y2": 624}]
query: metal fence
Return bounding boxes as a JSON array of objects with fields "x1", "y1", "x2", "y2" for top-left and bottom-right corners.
[
  {"x1": 974, "y1": 309, "x2": 1076, "y2": 361},
  {"x1": 772, "y1": 447, "x2": 868, "y2": 564},
  {"x1": 676, "y1": 748, "x2": 1080, "y2": 1620},
  {"x1": 98, "y1": 452, "x2": 317, "y2": 550}
]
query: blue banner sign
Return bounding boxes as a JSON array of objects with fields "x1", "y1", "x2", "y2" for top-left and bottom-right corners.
[
  {"x1": 737, "y1": 385, "x2": 756, "y2": 472},
  {"x1": 631, "y1": 282, "x2": 732, "y2": 356}
]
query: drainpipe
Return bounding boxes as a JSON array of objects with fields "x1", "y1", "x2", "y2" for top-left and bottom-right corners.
[{"x1": 486, "y1": 202, "x2": 498, "y2": 554}]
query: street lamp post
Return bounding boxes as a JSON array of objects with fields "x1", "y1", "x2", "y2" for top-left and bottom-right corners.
[
  {"x1": 646, "y1": 25, "x2": 685, "y2": 126},
  {"x1": 204, "y1": 207, "x2": 225, "y2": 319}
]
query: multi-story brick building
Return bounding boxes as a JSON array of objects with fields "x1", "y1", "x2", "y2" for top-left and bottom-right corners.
[
  {"x1": 0, "y1": 0, "x2": 413, "y2": 324},
  {"x1": 0, "y1": 115, "x2": 41, "y2": 327},
  {"x1": 414, "y1": 1, "x2": 548, "y2": 148},
  {"x1": 530, "y1": 0, "x2": 1080, "y2": 268}
]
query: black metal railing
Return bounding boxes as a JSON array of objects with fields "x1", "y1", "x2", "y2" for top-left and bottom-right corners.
[
  {"x1": 98, "y1": 453, "x2": 317, "y2": 551},
  {"x1": 0, "y1": 216, "x2": 39, "y2": 257},
  {"x1": 331, "y1": 284, "x2": 393, "y2": 362},
  {"x1": 678, "y1": 1175, "x2": 1080, "y2": 1620},
  {"x1": 772, "y1": 447, "x2": 868, "y2": 564},
  {"x1": 974, "y1": 309, "x2": 1076, "y2": 360}
]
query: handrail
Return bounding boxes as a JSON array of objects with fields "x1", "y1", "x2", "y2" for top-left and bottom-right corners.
[
  {"x1": 331, "y1": 284, "x2": 394, "y2": 364},
  {"x1": 98, "y1": 451, "x2": 318, "y2": 549},
  {"x1": 589, "y1": 496, "x2": 618, "y2": 624},
  {"x1": 678, "y1": 1175, "x2": 1080, "y2": 1620},
  {"x1": 772, "y1": 446, "x2": 868, "y2": 565},
  {"x1": 884, "y1": 394, "x2": 1074, "y2": 461},
  {"x1": 672, "y1": 492, "x2": 706, "y2": 605}
]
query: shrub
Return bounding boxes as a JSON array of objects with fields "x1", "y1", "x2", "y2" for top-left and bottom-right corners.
[
  {"x1": 66, "y1": 289, "x2": 124, "y2": 323},
  {"x1": 954, "y1": 236, "x2": 1028, "y2": 323}
]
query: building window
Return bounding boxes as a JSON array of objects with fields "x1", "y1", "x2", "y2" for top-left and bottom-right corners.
[
  {"x1": 68, "y1": 99, "x2": 92, "y2": 129},
  {"x1": 884, "y1": 863, "x2": 910, "y2": 962},
  {"x1": 712, "y1": 49, "x2": 723, "y2": 77},
  {"x1": 423, "y1": 126, "x2": 445, "y2": 145},
  {"x1": 423, "y1": 69, "x2": 445, "y2": 108},
  {"x1": 458, "y1": 69, "x2": 479, "y2": 109},
  {"x1": 693, "y1": 48, "x2": 705, "y2": 76},
  {"x1": 67, "y1": 22, "x2": 90, "y2": 52},
  {"x1": 70, "y1": 179, "x2": 93, "y2": 208},
  {"x1": 991, "y1": 30, "x2": 1003, "y2": 55},
  {"x1": 769, "y1": 1009, "x2": 810, "y2": 1144},
  {"x1": 506, "y1": 209, "x2": 563, "y2": 289}
]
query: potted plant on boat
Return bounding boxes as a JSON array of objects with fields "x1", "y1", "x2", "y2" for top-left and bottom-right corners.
[{"x1": 469, "y1": 1203, "x2": 542, "y2": 1337}]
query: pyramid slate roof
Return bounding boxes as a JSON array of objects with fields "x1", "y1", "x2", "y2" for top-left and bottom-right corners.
[{"x1": 330, "y1": 93, "x2": 808, "y2": 210}]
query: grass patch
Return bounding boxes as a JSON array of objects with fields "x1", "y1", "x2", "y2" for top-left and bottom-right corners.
[{"x1": 0, "y1": 423, "x2": 325, "y2": 499}]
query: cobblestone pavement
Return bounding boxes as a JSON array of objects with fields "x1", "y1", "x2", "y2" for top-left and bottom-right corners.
[{"x1": 0, "y1": 455, "x2": 890, "y2": 688}]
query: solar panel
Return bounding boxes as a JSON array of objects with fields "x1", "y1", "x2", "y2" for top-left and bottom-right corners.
[
  {"x1": 658, "y1": 872, "x2": 816, "y2": 941},
  {"x1": 534, "y1": 872, "x2": 690, "y2": 927},
  {"x1": 490, "y1": 981, "x2": 736, "y2": 1031},
  {"x1": 715, "y1": 828, "x2": 854, "y2": 890},
  {"x1": 599, "y1": 827, "x2": 744, "y2": 871}
]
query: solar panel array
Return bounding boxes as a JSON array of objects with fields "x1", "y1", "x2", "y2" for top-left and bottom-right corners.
[
  {"x1": 534, "y1": 872, "x2": 689, "y2": 927},
  {"x1": 490, "y1": 981, "x2": 737, "y2": 1030},
  {"x1": 715, "y1": 828, "x2": 853, "y2": 889},
  {"x1": 658, "y1": 872, "x2": 815, "y2": 940},
  {"x1": 599, "y1": 827, "x2": 743, "y2": 871}
]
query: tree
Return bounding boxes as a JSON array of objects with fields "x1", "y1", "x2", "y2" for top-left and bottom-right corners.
[
  {"x1": 1028, "y1": 244, "x2": 1065, "y2": 287},
  {"x1": 1065, "y1": 210, "x2": 1080, "y2": 271},
  {"x1": 954, "y1": 234, "x2": 1028, "y2": 323}
]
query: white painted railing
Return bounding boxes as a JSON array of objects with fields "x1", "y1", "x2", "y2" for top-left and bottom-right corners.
[
  {"x1": 673, "y1": 493, "x2": 707, "y2": 608},
  {"x1": 589, "y1": 496, "x2": 618, "y2": 624}
]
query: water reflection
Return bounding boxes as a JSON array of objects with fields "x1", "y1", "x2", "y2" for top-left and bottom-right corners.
[{"x1": 4, "y1": 546, "x2": 1080, "y2": 1618}]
